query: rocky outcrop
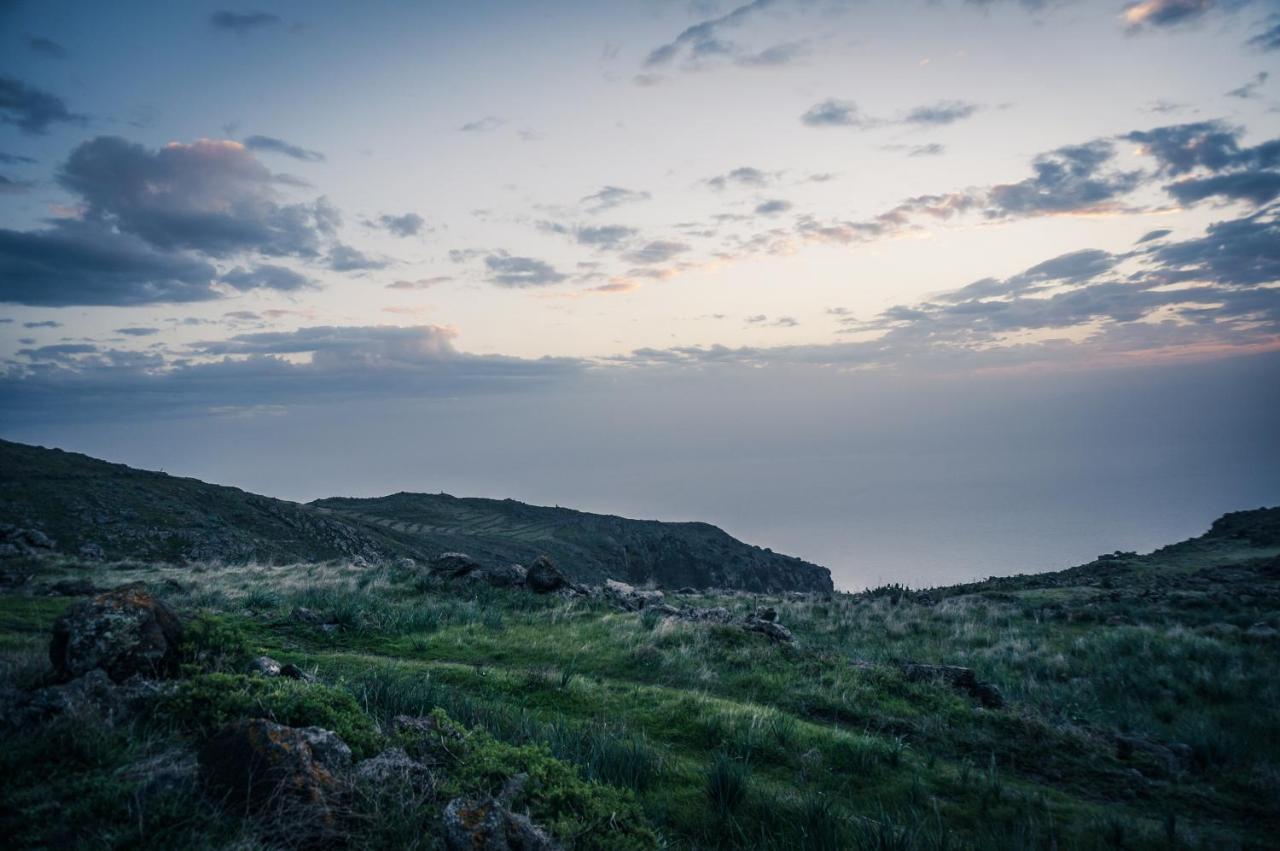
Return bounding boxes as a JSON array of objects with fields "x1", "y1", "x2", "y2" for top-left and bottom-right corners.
[
  {"x1": 49, "y1": 585, "x2": 184, "y2": 682},
  {"x1": 199, "y1": 718, "x2": 343, "y2": 822},
  {"x1": 742, "y1": 606, "x2": 794, "y2": 643},
  {"x1": 525, "y1": 555, "x2": 567, "y2": 594},
  {"x1": 901, "y1": 663, "x2": 1004, "y2": 708},
  {"x1": 354, "y1": 747, "x2": 434, "y2": 787},
  {"x1": 0, "y1": 525, "x2": 55, "y2": 557},
  {"x1": 604, "y1": 579, "x2": 665, "y2": 611},
  {"x1": 442, "y1": 794, "x2": 561, "y2": 851}
]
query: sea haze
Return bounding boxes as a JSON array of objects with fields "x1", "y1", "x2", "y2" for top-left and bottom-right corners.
[{"x1": 6, "y1": 351, "x2": 1276, "y2": 590}]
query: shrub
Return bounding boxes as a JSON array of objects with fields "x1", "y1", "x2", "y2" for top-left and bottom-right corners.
[
  {"x1": 179, "y1": 612, "x2": 252, "y2": 674},
  {"x1": 157, "y1": 672, "x2": 382, "y2": 758}
]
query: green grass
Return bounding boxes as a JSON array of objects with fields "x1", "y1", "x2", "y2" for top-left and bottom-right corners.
[{"x1": 2, "y1": 526, "x2": 1278, "y2": 849}]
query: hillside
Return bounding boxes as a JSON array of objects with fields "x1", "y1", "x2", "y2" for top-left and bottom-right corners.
[
  {"x1": 0, "y1": 505, "x2": 1276, "y2": 849},
  {"x1": 0, "y1": 439, "x2": 832, "y2": 592},
  {"x1": 312, "y1": 492, "x2": 832, "y2": 591}
]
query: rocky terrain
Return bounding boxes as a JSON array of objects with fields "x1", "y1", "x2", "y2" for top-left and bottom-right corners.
[{"x1": 0, "y1": 440, "x2": 832, "y2": 592}]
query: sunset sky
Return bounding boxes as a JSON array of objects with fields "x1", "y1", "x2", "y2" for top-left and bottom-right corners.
[{"x1": 2, "y1": 0, "x2": 1278, "y2": 587}]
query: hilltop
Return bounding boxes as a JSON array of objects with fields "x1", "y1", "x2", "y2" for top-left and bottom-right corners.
[{"x1": 0, "y1": 439, "x2": 832, "y2": 592}]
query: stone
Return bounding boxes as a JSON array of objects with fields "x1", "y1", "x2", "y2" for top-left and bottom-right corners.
[
  {"x1": 477, "y1": 563, "x2": 529, "y2": 588},
  {"x1": 78, "y1": 542, "x2": 105, "y2": 561},
  {"x1": 431, "y1": 552, "x2": 482, "y2": 579},
  {"x1": 443, "y1": 795, "x2": 562, "y2": 851},
  {"x1": 298, "y1": 726, "x2": 353, "y2": 773},
  {"x1": 291, "y1": 606, "x2": 324, "y2": 624},
  {"x1": 604, "y1": 579, "x2": 666, "y2": 611},
  {"x1": 525, "y1": 555, "x2": 567, "y2": 594},
  {"x1": 50, "y1": 584, "x2": 184, "y2": 682},
  {"x1": 280, "y1": 662, "x2": 317, "y2": 682},
  {"x1": 199, "y1": 718, "x2": 341, "y2": 821},
  {"x1": 742, "y1": 615, "x2": 794, "y2": 643},
  {"x1": 246, "y1": 655, "x2": 283, "y2": 677},
  {"x1": 350, "y1": 555, "x2": 371, "y2": 569},
  {"x1": 15, "y1": 669, "x2": 172, "y2": 727},
  {"x1": 354, "y1": 747, "x2": 433, "y2": 787},
  {"x1": 901, "y1": 663, "x2": 1004, "y2": 708}
]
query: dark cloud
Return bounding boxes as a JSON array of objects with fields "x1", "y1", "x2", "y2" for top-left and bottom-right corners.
[
  {"x1": 26, "y1": 37, "x2": 67, "y2": 58},
  {"x1": 735, "y1": 41, "x2": 809, "y2": 67},
  {"x1": 1227, "y1": 71, "x2": 1268, "y2": 99},
  {"x1": 18, "y1": 343, "x2": 99, "y2": 360},
  {"x1": 581, "y1": 185, "x2": 651, "y2": 212},
  {"x1": 0, "y1": 174, "x2": 31, "y2": 194},
  {"x1": 328, "y1": 244, "x2": 386, "y2": 272},
  {"x1": 483, "y1": 252, "x2": 568, "y2": 287},
  {"x1": 1149, "y1": 211, "x2": 1280, "y2": 287},
  {"x1": 1166, "y1": 171, "x2": 1280, "y2": 205},
  {"x1": 903, "y1": 101, "x2": 980, "y2": 127},
  {"x1": 220, "y1": 264, "x2": 314, "y2": 291},
  {"x1": 624, "y1": 240, "x2": 691, "y2": 264},
  {"x1": 58, "y1": 136, "x2": 338, "y2": 258},
  {"x1": 210, "y1": 10, "x2": 282, "y2": 35},
  {"x1": 0, "y1": 76, "x2": 84, "y2": 134},
  {"x1": 1137, "y1": 228, "x2": 1173, "y2": 243},
  {"x1": 908, "y1": 144, "x2": 945, "y2": 157},
  {"x1": 643, "y1": 0, "x2": 778, "y2": 68},
  {"x1": 0, "y1": 221, "x2": 220, "y2": 307},
  {"x1": 1122, "y1": 0, "x2": 1214, "y2": 32},
  {"x1": 0, "y1": 153, "x2": 38, "y2": 165},
  {"x1": 116, "y1": 327, "x2": 159, "y2": 337},
  {"x1": 377, "y1": 212, "x2": 425, "y2": 237},
  {"x1": 23, "y1": 320, "x2": 60, "y2": 329},
  {"x1": 1126, "y1": 122, "x2": 1251, "y2": 175},
  {"x1": 243, "y1": 134, "x2": 325, "y2": 162},
  {"x1": 755, "y1": 199, "x2": 792, "y2": 215},
  {"x1": 800, "y1": 99, "x2": 875, "y2": 128},
  {"x1": 987, "y1": 141, "x2": 1141, "y2": 216},
  {"x1": 459, "y1": 116, "x2": 504, "y2": 132},
  {"x1": 707, "y1": 166, "x2": 772, "y2": 190},
  {"x1": 1248, "y1": 17, "x2": 1280, "y2": 51},
  {"x1": 386, "y1": 276, "x2": 452, "y2": 290}
]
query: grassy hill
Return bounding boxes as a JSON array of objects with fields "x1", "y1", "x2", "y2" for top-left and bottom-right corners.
[
  {"x1": 0, "y1": 505, "x2": 1276, "y2": 848},
  {"x1": 0, "y1": 439, "x2": 832, "y2": 592}
]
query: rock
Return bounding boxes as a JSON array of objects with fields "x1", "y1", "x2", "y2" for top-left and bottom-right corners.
[
  {"x1": 525, "y1": 555, "x2": 567, "y2": 594},
  {"x1": 78, "y1": 542, "x2": 105, "y2": 561},
  {"x1": 443, "y1": 795, "x2": 562, "y2": 851},
  {"x1": 15, "y1": 668, "x2": 172, "y2": 727},
  {"x1": 291, "y1": 606, "x2": 324, "y2": 624},
  {"x1": 350, "y1": 555, "x2": 371, "y2": 569},
  {"x1": 246, "y1": 655, "x2": 282, "y2": 677},
  {"x1": 199, "y1": 718, "x2": 341, "y2": 821},
  {"x1": 431, "y1": 552, "x2": 482, "y2": 579},
  {"x1": 901, "y1": 663, "x2": 1004, "y2": 708},
  {"x1": 676, "y1": 587, "x2": 698, "y2": 595},
  {"x1": 679, "y1": 606, "x2": 733, "y2": 623},
  {"x1": 394, "y1": 557, "x2": 417, "y2": 570},
  {"x1": 743, "y1": 615, "x2": 794, "y2": 643},
  {"x1": 753, "y1": 606, "x2": 778, "y2": 623},
  {"x1": 475, "y1": 563, "x2": 528, "y2": 588},
  {"x1": 280, "y1": 662, "x2": 317, "y2": 682},
  {"x1": 604, "y1": 579, "x2": 666, "y2": 611},
  {"x1": 0, "y1": 526, "x2": 56, "y2": 556},
  {"x1": 50, "y1": 584, "x2": 184, "y2": 682},
  {"x1": 355, "y1": 747, "x2": 433, "y2": 787},
  {"x1": 298, "y1": 726, "x2": 353, "y2": 773}
]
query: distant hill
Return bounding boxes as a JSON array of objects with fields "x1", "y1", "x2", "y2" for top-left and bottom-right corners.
[{"x1": 0, "y1": 440, "x2": 833, "y2": 592}]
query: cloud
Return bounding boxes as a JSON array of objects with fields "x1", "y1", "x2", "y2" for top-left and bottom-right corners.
[
  {"x1": 800, "y1": 99, "x2": 875, "y2": 128},
  {"x1": 1166, "y1": 171, "x2": 1280, "y2": 205},
  {"x1": 0, "y1": 153, "x2": 38, "y2": 165},
  {"x1": 707, "y1": 166, "x2": 772, "y2": 190},
  {"x1": 0, "y1": 174, "x2": 31, "y2": 194},
  {"x1": 987, "y1": 140, "x2": 1141, "y2": 216},
  {"x1": 0, "y1": 76, "x2": 84, "y2": 134},
  {"x1": 624, "y1": 240, "x2": 691, "y2": 264},
  {"x1": 0, "y1": 325, "x2": 587, "y2": 421},
  {"x1": 1227, "y1": 71, "x2": 1269, "y2": 99},
  {"x1": 1124, "y1": 120, "x2": 1280, "y2": 206},
  {"x1": 1121, "y1": 0, "x2": 1214, "y2": 32},
  {"x1": 483, "y1": 252, "x2": 568, "y2": 287},
  {"x1": 903, "y1": 101, "x2": 981, "y2": 127},
  {"x1": 23, "y1": 320, "x2": 61, "y2": 329},
  {"x1": 210, "y1": 10, "x2": 282, "y2": 35},
  {"x1": 735, "y1": 40, "x2": 809, "y2": 67},
  {"x1": 386, "y1": 276, "x2": 452, "y2": 290},
  {"x1": 581, "y1": 185, "x2": 651, "y2": 212},
  {"x1": 27, "y1": 37, "x2": 67, "y2": 59},
  {"x1": 908, "y1": 144, "x2": 946, "y2": 157},
  {"x1": 1248, "y1": 16, "x2": 1280, "y2": 51},
  {"x1": 376, "y1": 212, "x2": 425, "y2": 237},
  {"x1": 220, "y1": 264, "x2": 314, "y2": 291},
  {"x1": 116, "y1": 327, "x2": 160, "y2": 337},
  {"x1": 243, "y1": 134, "x2": 325, "y2": 162},
  {"x1": 58, "y1": 136, "x2": 338, "y2": 258},
  {"x1": 328, "y1": 244, "x2": 386, "y2": 272},
  {"x1": 1137, "y1": 228, "x2": 1173, "y2": 243},
  {"x1": 539, "y1": 222, "x2": 639, "y2": 249},
  {"x1": 460, "y1": 116, "x2": 504, "y2": 132},
  {"x1": 755, "y1": 199, "x2": 792, "y2": 215},
  {"x1": 643, "y1": 0, "x2": 779, "y2": 68},
  {"x1": 0, "y1": 220, "x2": 220, "y2": 307}
]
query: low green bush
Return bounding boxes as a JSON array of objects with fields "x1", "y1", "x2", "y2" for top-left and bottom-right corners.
[
  {"x1": 157, "y1": 672, "x2": 382, "y2": 758},
  {"x1": 178, "y1": 612, "x2": 253, "y2": 674}
]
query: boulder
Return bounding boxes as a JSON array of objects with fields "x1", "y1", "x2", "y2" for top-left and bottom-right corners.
[
  {"x1": 291, "y1": 606, "x2": 324, "y2": 624},
  {"x1": 901, "y1": 663, "x2": 1004, "y2": 708},
  {"x1": 246, "y1": 655, "x2": 283, "y2": 677},
  {"x1": 199, "y1": 718, "x2": 341, "y2": 819},
  {"x1": 525, "y1": 555, "x2": 567, "y2": 594},
  {"x1": 604, "y1": 579, "x2": 666, "y2": 611},
  {"x1": 280, "y1": 662, "x2": 317, "y2": 682},
  {"x1": 12, "y1": 668, "x2": 172, "y2": 727},
  {"x1": 431, "y1": 552, "x2": 482, "y2": 579},
  {"x1": 477, "y1": 563, "x2": 529, "y2": 588},
  {"x1": 50, "y1": 584, "x2": 184, "y2": 682},
  {"x1": 680, "y1": 606, "x2": 733, "y2": 624},
  {"x1": 443, "y1": 795, "x2": 561, "y2": 851},
  {"x1": 298, "y1": 726, "x2": 353, "y2": 773},
  {"x1": 743, "y1": 614, "x2": 794, "y2": 643},
  {"x1": 355, "y1": 747, "x2": 433, "y2": 787}
]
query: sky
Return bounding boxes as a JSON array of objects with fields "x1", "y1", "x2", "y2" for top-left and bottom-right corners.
[{"x1": 1, "y1": 0, "x2": 1278, "y2": 589}]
